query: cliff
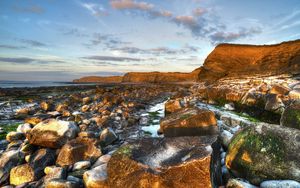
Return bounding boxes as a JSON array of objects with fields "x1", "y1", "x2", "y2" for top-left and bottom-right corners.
[
  {"x1": 73, "y1": 76, "x2": 123, "y2": 83},
  {"x1": 122, "y1": 68, "x2": 201, "y2": 83},
  {"x1": 198, "y1": 40, "x2": 300, "y2": 81},
  {"x1": 74, "y1": 68, "x2": 201, "y2": 83}
]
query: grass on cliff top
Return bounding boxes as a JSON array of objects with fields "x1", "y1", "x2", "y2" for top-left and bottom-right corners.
[{"x1": 0, "y1": 123, "x2": 20, "y2": 140}]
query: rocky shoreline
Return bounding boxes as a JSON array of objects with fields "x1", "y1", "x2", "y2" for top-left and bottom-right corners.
[
  {"x1": 0, "y1": 40, "x2": 300, "y2": 188},
  {"x1": 0, "y1": 78, "x2": 299, "y2": 188}
]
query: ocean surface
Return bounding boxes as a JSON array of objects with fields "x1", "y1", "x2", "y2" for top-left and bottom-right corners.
[{"x1": 0, "y1": 81, "x2": 95, "y2": 88}]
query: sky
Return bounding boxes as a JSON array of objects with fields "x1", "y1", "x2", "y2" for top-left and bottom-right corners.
[{"x1": 0, "y1": 0, "x2": 299, "y2": 81}]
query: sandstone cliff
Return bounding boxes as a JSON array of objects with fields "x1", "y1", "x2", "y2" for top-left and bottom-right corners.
[
  {"x1": 74, "y1": 68, "x2": 201, "y2": 83},
  {"x1": 198, "y1": 40, "x2": 300, "y2": 81},
  {"x1": 73, "y1": 76, "x2": 123, "y2": 83},
  {"x1": 122, "y1": 68, "x2": 201, "y2": 83}
]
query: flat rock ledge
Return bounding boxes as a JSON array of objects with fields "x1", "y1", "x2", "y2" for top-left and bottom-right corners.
[{"x1": 107, "y1": 136, "x2": 222, "y2": 188}]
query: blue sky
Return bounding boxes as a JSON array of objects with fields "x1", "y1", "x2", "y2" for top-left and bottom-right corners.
[{"x1": 0, "y1": 0, "x2": 299, "y2": 81}]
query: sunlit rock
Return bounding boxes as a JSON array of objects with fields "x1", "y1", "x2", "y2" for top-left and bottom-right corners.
[
  {"x1": 160, "y1": 107, "x2": 218, "y2": 137},
  {"x1": 83, "y1": 164, "x2": 108, "y2": 188},
  {"x1": 107, "y1": 136, "x2": 222, "y2": 188}
]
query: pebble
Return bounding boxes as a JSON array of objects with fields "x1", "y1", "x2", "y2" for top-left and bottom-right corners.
[{"x1": 260, "y1": 180, "x2": 300, "y2": 188}]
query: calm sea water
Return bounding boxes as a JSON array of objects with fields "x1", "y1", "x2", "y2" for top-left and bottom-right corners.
[{"x1": 0, "y1": 81, "x2": 95, "y2": 88}]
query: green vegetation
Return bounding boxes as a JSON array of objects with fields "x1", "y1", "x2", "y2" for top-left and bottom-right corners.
[
  {"x1": 117, "y1": 145, "x2": 132, "y2": 156},
  {"x1": 180, "y1": 113, "x2": 193, "y2": 119},
  {"x1": 0, "y1": 123, "x2": 21, "y2": 140},
  {"x1": 143, "y1": 130, "x2": 152, "y2": 135},
  {"x1": 233, "y1": 111, "x2": 261, "y2": 123}
]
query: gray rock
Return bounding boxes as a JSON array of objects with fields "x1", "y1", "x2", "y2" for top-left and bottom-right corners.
[
  {"x1": 99, "y1": 128, "x2": 118, "y2": 146},
  {"x1": 72, "y1": 161, "x2": 91, "y2": 171},
  {"x1": 260, "y1": 180, "x2": 300, "y2": 188}
]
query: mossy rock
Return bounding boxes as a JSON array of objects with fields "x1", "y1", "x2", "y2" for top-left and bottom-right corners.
[
  {"x1": 226, "y1": 123, "x2": 300, "y2": 185},
  {"x1": 0, "y1": 123, "x2": 21, "y2": 140},
  {"x1": 280, "y1": 101, "x2": 300, "y2": 130}
]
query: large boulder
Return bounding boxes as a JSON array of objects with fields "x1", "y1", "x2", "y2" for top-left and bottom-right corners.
[
  {"x1": 280, "y1": 101, "x2": 300, "y2": 130},
  {"x1": 56, "y1": 137, "x2": 102, "y2": 166},
  {"x1": 160, "y1": 107, "x2": 218, "y2": 137},
  {"x1": 0, "y1": 150, "x2": 25, "y2": 184},
  {"x1": 27, "y1": 119, "x2": 79, "y2": 148},
  {"x1": 107, "y1": 136, "x2": 222, "y2": 188},
  {"x1": 226, "y1": 123, "x2": 300, "y2": 185}
]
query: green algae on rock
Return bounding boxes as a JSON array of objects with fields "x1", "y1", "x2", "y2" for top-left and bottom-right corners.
[
  {"x1": 280, "y1": 101, "x2": 300, "y2": 130},
  {"x1": 226, "y1": 123, "x2": 300, "y2": 185}
]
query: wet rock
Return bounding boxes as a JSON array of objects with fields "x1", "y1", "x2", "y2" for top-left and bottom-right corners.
[
  {"x1": 83, "y1": 164, "x2": 108, "y2": 188},
  {"x1": 10, "y1": 148, "x2": 57, "y2": 185},
  {"x1": 73, "y1": 161, "x2": 91, "y2": 171},
  {"x1": 260, "y1": 180, "x2": 300, "y2": 188},
  {"x1": 264, "y1": 94, "x2": 284, "y2": 114},
  {"x1": 56, "y1": 137, "x2": 101, "y2": 166},
  {"x1": 160, "y1": 107, "x2": 218, "y2": 137},
  {"x1": 40, "y1": 101, "x2": 54, "y2": 111},
  {"x1": 81, "y1": 105, "x2": 90, "y2": 112},
  {"x1": 83, "y1": 97, "x2": 91, "y2": 104},
  {"x1": 99, "y1": 128, "x2": 118, "y2": 146},
  {"x1": 269, "y1": 84, "x2": 291, "y2": 95},
  {"x1": 24, "y1": 116, "x2": 43, "y2": 126},
  {"x1": 27, "y1": 119, "x2": 79, "y2": 148},
  {"x1": 165, "y1": 99, "x2": 184, "y2": 115},
  {"x1": 219, "y1": 129, "x2": 233, "y2": 148},
  {"x1": 0, "y1": 150, "x2": 25, "y2": 184},
  {"x1": 280, "y1": 101, "x2": 300, "y2": 130},
  {"x1": 107, "y1": 136, "x2": 222, "y2": 188},
  {"x1": 92, "y1": 155, "x2": 111, "y2": 168},
  {"x1": 44, "y1": 166, "x2": 67, "y2": 184},
  {"x1": 6, "y1": 131, "x2": 25, "y2": 142},
  {"x1": 288, "y1": 90, "x2": 300, "y2": 100},
  {"x1": 227, "y1": 178, "x2": 258, "y2": 188},
  {"x1": 16, "y1": 123, "x2": 32, "y2": 134},
  {"x1": 10, "y1": 164, "x2": 35, "y2": 185},
  {"x1": 45, "y1": 178, "x2": 80, "y2": 188},
  {"x1": 226, "y1": 123, "x2": 300, "y2": 185}
]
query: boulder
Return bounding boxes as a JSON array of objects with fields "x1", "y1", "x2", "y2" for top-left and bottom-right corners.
[
  {"x1": 164, "y1": 99, "x2": 184, "y2": 115},
  {"x1": 6, "y1": 131, "x2": 25, "y2": 142},
  {"x1": 17, "y1": 123, "x2": 32, "y2": 134},
  {"x1": 264, "y1": 94, "x2": 284, "y2": 114},
  {"x1": 10, "y1": 148, "x2": 56, "y2": 185},
  {"x1": 99, "y1": 128, "x2": 118, "y2": 146},
  {"x1": 44, "y1": 166, "x2": 67, "y2": 184},
  {"x1": 73, "y1": 161, "x2": 91, "y2": 171},
  {"x1": 45, "y1": 179, "x2": 80, "y2": 188},
  {"x1": 269, "y1": 84, "x2": 291, "y2": 95},
  {"x1": 0, "y1": 150, "x2": 25, "y2": 184},
  {"x1": 10, "y1": 164, "x2": 36, "y2": 185},
  {"x1": 107, "y1": 136, "x2": 222, "y2": 188},
  {"x1": 226, "y1": 178, "x2": 257, "y2": 188},
  {"x1": 280, "y1": 101, "x2": 300, "y2": 130},
  {"x1": 56, "y1": 137, "x2": 101, "y2": 166},
  {"x1": 260, "y1": 180, "x2": 300, "y2": 188},
  {"x1": 83, "y1": 164, "x2": 108, "y2": 188},
  {"x1": 27, "y1": 119, "x2": 79, "y2": 148},
  {"x1": 226, "y1": 123, "x2": 300, "y2": 185},
  {"x1": 160, "y1": 107, "x2": 218, "y2": 137},
  {"x1": 25, "y1": 116, "x2": 43, "y2": 126}
]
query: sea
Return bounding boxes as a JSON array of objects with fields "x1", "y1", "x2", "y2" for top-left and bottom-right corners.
[{"x1": 0, "y1": 80, "x2": 96, "y2": 88}]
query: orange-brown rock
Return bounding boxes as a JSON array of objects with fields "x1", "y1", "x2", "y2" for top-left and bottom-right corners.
[
  {"x1": 107, "y1": 136, "x2": 222, "y2": 188},
  {"x1": 198, "y1": 40, "x2": 300, "y2": 82},
  {"x1": 164, "y1": 99, "x2": 184, "y2": 115},
  {"x1": 56, "y1": 137, "x2": 102, "y2": 166},
  {"x1": 122, "y1": 68, "x2": 201, "y2": 83},
  {"x1": 160, "y1": 107, "x2": 218, "y2": 137},
  {"x1": 73, "y1": 76, "x2": 123, "y2": 83},
  {"x1": 25, "y1": 116, "x2": 43, "y2": 126}
]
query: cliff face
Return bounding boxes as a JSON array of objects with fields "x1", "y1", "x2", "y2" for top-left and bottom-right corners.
[
  {"x1": 73, "y1": 76, "x2": 123, "y2": 83},
  {"x1": 74, "y1": 68, "x2": 201, "y2": 83},
  {"x1": 122, "y1": 68, "x2": 201, "y2": 83},
  {"x1": 198, "y1": 40, "x2": 300, "y2": 81}
]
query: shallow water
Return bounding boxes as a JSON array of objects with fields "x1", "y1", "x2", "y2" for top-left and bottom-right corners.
[{"x1": 141, "y1": 100, "x2": 166, "y2": 137}]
